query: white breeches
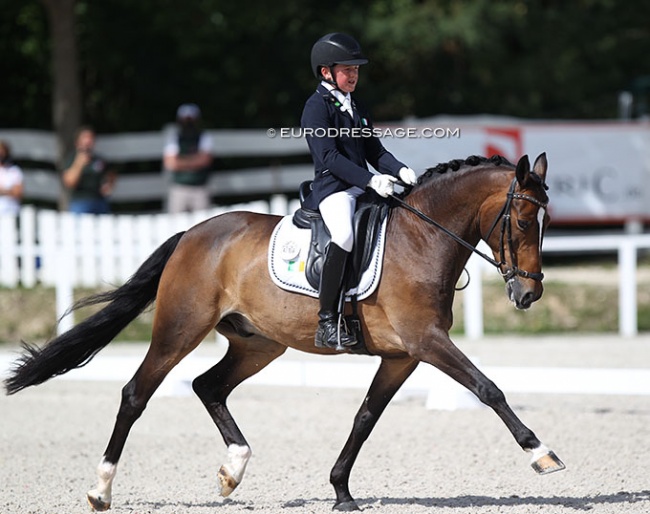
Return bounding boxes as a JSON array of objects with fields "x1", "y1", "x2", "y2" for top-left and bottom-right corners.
[{"x1": 318, "y1": 187, "x2": 364, "y2": 252}]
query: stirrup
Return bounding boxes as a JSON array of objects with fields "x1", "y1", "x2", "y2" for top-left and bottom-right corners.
[{"x1": 315, "y1": 318, "x2": 357, "y2": 349}]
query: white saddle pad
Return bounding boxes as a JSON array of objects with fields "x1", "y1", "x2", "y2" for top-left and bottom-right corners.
[{"x1": 268, "y1": 214, "x2": 387, "y2": 300}]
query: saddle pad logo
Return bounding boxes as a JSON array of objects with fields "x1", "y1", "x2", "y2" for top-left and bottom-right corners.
[
  {"x1": 280, "y1": 240, "x2": 301, "y2": 262},
  {"x1": 268, "y1": 215, "x2": 386, "y2": 300}
]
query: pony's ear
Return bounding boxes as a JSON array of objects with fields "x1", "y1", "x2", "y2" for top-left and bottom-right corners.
[
  {"x1": 515, "y1": 154, "x2": 530, "y2": 186},
  {"x1": 532, "y1": 152, "x2": 548, "y2": 182}
]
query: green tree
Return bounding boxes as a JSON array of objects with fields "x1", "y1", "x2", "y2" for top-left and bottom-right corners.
[
  {"x1": 42, "y1": 0, "x2": 82, "y2": 168},
  {"x1": 1, "y1": 0, "x2": 650, "y2": 134}
]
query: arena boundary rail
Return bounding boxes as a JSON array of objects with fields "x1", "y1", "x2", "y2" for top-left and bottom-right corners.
[{"x1": 1, "y1": 203, "x2": 648, "y2": 338}]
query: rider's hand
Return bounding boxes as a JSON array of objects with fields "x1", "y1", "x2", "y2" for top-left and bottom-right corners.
[
  {"x1": 398, "y1": 167, "x2": 417, "y2": 186},
  {"x1": 368, "y1": 174, "x2": 398, "y2": 198}
]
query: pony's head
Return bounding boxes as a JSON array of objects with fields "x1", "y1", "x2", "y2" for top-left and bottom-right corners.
[{"x1": 481, "y1": 153, "x2": 550, "y2": 309}]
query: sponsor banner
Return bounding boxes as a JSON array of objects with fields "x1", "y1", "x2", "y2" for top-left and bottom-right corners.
[{"x1": 381, "y1": 120, "x2": 650, "y2": 224}]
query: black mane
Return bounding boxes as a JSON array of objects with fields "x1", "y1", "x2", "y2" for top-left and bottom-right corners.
[
  {"x1": 420, "y1": 154, "x2": 513, "y2": 182},
  {"x1": 397, "y1": 155, "x2": 514, "y2": 199}
]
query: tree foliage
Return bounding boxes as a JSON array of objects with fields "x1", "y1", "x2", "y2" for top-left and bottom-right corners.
[{"x1": 1, "y1": 0, "x2": 649, "y2": 133}]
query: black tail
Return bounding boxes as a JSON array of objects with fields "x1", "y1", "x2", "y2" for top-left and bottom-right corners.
[{"x1": 4, "y1": 231, "x2": 185, "y2": 395}]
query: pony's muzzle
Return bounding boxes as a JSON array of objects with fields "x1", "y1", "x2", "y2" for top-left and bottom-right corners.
[{"x1": 506, "y1": 277, "x2": 543, "y2": 310}]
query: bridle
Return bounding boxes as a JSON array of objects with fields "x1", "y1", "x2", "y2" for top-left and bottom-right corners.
[
  {"x1": 482, "y1": 178, "x2": 547, "y2": 282},
  {"x1": 390, "y1": 176, "x2": 548, "y2": 283}
]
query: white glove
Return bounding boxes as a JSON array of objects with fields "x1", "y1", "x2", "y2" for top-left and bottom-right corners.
[
  {"x1": 398, "y1": 167, "x2": 417, "y2": 186},
  {"x1": 368, "y1": 174, "x2": 398, "y2": 197}
]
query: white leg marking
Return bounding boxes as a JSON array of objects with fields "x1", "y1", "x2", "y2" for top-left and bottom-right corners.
[
  {"x1": 88, "y1": 457, "x2": 117, "y2": 505},
  {"x1": 528, "y1": 443, "x2": 550, "y2": 463},
  {"x1": 223, "y1": 444, "x2": 252, "y2": 483}
]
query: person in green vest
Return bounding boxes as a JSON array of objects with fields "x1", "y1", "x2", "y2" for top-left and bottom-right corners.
[
  {"x1": 61, "y1": 126, "x2": 117, "y2": 214},
  {"x1": 163, "y1": 103, "x2": 214, "y2": 213}
]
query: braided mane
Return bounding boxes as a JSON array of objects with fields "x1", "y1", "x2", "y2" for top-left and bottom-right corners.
[
  {"x1": 420, "y1": 154, "x2": 513, "y2": 181},
  {"x1": 397, "y1": 154, "x2": 514, "y2": 199}
]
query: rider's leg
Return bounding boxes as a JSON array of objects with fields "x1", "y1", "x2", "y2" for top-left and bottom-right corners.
[{"x1": 315, "y1": 188, "x2": 362, "y2": 348}]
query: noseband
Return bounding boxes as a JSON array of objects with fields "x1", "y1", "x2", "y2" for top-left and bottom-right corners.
[
  {"x1": 483, "y1": 178, "x2": 547, "y2": 282},
  {"x1": 391, "y1": 177, "x2": 547, "y2": 283}
]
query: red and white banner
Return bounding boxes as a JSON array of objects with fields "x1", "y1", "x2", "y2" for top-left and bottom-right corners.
[{"x1": 382, "y1": 118, "x2": 650, "y2": 224}]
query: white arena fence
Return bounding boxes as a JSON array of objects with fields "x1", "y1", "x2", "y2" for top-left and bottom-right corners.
[{"x1": 0, "y1": 202, "x2": 649, "y2": 338}]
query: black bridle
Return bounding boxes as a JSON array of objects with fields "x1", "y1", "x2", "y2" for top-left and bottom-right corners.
[{"x1": 391, "y1": 177, "x2": 548, "y2": 282}]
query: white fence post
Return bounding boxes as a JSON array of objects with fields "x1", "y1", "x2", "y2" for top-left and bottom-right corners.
[
  {"x1": 463, "y1": 252, "x2": 484, "y2": 339},
  {"x1": 0, "y1": 214, "x2": 19, "y2": 287},
  {"x1": 98, "y1": 214, "x2": 117, "y2": 285},
  {"x1": 19, "y1": 206, "x2": 37, "y2": 287},
  {"x1": 619, "y1": 239, "x2": 637, "y2": 337},
  {"x1": 270, "y1": 194, "x2": 289, "y2": 215},
  {"x1": 79, "y1": 214, "x2": 97, "y2": 287},
  {"x1": 37, "y1": 210, "x2": 58, "y2": 286},
  {"x1": 55, "y1": 239, "x2": 75, "y2": 335}
]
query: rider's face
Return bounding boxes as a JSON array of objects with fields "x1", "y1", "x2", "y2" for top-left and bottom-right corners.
[{"x1": 323, "y1": 64, "x2": 359, "y2": 93}]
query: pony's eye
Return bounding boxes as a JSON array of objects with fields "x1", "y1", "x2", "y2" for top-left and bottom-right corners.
[{"x1": 517, "y1": 219, "x2": 530, "y2": 230}]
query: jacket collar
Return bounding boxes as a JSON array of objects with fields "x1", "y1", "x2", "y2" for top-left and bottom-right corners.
[{"x1": 317, "y1": 83, "x2": 355, "y2": 117}]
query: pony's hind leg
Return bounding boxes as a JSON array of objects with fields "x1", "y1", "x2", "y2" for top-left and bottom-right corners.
[
  {"x1": 191, "y1": 336, "x2": 287, "y2": 497},
  {"x1": 87, "y1": 296, "x2": 220, "y2": 509},
  {"x1": 86, "y1": 342, "x2": 202, "y2": 511}
]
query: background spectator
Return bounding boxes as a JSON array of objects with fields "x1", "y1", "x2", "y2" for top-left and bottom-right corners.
[
  {"x1": 0, "y1": 140, "x2": 24, "y2": 215},
  {"x1": 61, "y1": 126, "x2": 117, "y2": 214},
  {"x1": 163, "y1": 103, "x2": 213, "y2": 213}
]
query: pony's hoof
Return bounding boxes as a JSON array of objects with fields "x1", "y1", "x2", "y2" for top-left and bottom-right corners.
[
  {"x1": 87, "y1": 490, "x2": 111, "y2": 511},
  {"x1": 217, "y1": 465, "x2": 239, "y2": 497},
  {"x1": 531, "y1": 450, "x2": 565, "y2": 475},
  {"x1": 333, "y1": 500, "x2": 361, "y2": 511}
]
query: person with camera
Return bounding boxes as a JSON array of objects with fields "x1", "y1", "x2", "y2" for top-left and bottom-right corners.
[{"x1": 61, "y1": 126, "x2": 117, "y2": 214}]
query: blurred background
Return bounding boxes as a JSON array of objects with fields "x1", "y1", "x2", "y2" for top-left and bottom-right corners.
[
  {"x1": 0, "y1": 0, "x2": 649, "y2": 341},
  {"x1": 4, "y1": 0, "x2": 649, "y2": 131},
  {"x1": 2, "y1": 0, "x2": 650, "y2": 212}
]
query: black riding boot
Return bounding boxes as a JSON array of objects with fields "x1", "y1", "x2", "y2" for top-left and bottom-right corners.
[{"x1": 315, "y1": 243, "x2": 357, "y2": 348}]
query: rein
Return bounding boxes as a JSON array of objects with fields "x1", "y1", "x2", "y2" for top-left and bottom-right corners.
[{"x1": 391, "y1": 177, "x2": 546, "y2": 282}]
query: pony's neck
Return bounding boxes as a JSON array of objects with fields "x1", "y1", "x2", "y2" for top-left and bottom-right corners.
[
  {"x1": 390, "y1": 167, "x2": 511, "y2": 286},
  {"x1": 407, "y1": 167, "x2": 508, "y2": 243}
]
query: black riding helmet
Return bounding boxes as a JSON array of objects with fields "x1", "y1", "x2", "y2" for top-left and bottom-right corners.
[{"x1": 310, "y1": 33, "x2": 368, "y2": 81}]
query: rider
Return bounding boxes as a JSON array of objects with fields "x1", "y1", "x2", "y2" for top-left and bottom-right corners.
[{"x1": 301, "y1": 32, "x2": 418, "y2": 349}]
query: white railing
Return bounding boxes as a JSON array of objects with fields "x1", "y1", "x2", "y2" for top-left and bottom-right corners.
[
  {"x1": 1, "y1": 204, "x2": 648, "y2": 337},
  {"x1": 463, "y1": 234, "x2": 650, "y2": 338},
  {"x1": 0, "y1": 199, "x2": 294, "y2": 288}
]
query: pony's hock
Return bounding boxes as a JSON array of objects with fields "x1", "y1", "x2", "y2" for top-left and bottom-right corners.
[{"x1": 4, "y1": 153, "x2": 564, "y2": 511}]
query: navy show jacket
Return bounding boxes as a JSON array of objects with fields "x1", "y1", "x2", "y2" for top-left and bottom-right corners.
[{"x1": 300, "y1": 83, "x2": 406, "y2": 210}]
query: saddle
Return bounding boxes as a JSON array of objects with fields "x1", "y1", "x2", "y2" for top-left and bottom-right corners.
[
  {"x1": 290, "y1": 181, "x2": 389, "y2": 355},
  {"x1": 292, "y1": 181, "x2": 390, "y2": 292}
]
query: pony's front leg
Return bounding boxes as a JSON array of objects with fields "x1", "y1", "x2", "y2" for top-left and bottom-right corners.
[
  {"x1": 412, "y1": 332, "x2": 565, "y2": 474},
  {"x1": 331, "y1": 356, "x2": 418, "y2": 511}
]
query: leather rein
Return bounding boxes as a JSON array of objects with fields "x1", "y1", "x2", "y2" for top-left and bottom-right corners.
[{"x1": 390, "y1": 177, "x2": 547, "y2": 282}]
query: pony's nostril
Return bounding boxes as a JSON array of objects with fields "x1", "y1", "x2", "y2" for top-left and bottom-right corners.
[{"x1": 520, "y1": 291, "x2": 534, "y2": 309}]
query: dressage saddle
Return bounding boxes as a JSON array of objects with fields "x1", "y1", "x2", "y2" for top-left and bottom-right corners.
[
  {"x1": 291, "y1": 181, "x2": 389, "y2": 355},
  {"x1": 292, "y1": 181, "x2": 389, "y2": 293}
]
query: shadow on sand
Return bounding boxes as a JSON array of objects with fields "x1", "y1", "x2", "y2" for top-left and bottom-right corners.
[{"x1": 128, "y1": 490, "x2": 650, "y2": 512}]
